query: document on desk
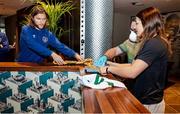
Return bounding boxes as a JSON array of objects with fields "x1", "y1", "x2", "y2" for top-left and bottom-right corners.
[{"x1": 78, "y1": 74, "x2": 126, "y2": 89}]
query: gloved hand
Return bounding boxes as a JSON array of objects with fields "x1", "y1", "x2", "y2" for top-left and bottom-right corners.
[{"x1": 94, "y1": 55, "x2": 107, "y2": 67}]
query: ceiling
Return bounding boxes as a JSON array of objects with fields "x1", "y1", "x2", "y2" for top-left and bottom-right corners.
[
  {"x1": 114, "y1": 0, "x2": 180, "y2": 15},
  {"x1": 0, "y1": 0, "x2": 33, "y2": 16},
  {"x1": 0, "y1": 0, "x2": 180, "y2": 16}
]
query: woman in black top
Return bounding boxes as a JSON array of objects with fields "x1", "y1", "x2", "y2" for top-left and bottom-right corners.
[{"x1": 99, "y1": 7, "x2": 172, "y2": 113}]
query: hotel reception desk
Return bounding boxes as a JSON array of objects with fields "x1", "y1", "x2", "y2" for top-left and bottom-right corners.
[{"x1": 0, "y1": 62, "x2": 150, "y2": 113}]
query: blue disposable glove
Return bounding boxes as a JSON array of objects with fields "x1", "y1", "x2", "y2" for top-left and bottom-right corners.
[{"x1": 94, "y1": 55, "x2": 107, "y2": 67}]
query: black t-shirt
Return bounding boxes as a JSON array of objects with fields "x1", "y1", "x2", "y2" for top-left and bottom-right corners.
[{"x1": 133, "y1": 36, "x2": 168, "y2": 104}]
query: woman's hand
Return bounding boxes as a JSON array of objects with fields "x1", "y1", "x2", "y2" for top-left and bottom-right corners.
[
  {"x1": 51, "y1": 52, "x2": 65, "y2": 65},
  {"x1": 75, "y1": 53, "x2": 83, "y2": 61},
  {"x1": 99, "y1": 66, "x2": 109, "y2": 76}
]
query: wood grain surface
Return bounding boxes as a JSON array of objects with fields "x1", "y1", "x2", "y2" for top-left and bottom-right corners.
[
  {"x1": 0, "y1": 62, "x2": 84, "y2": 72},
  {"x1": 0, "y1": 62, "x2": 150, "y2": 113}
]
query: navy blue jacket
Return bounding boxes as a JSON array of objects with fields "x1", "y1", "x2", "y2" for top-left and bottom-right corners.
[
  {"x1": 17, "y1": 25, "x2": 76, "y2": 63},
  {"x1": 0, "y1": 32, "x2": 9, "y2": 53}
]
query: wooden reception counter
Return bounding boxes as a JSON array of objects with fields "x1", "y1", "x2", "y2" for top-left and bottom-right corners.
[
  {"x1": 0, "y1": 62, "x2": 83, "y2": 72},
  {"x1": 0, "y1": 62, "x2": 150, "y2": 113}
]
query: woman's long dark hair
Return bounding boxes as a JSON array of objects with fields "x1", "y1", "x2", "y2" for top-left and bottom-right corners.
[{"x1": 136, "y1": 7, "x2": 172, "y2": 55}]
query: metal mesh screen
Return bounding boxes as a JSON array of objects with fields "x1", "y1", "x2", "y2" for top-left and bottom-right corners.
[{"x1": 81, "y1": 0, "x2": 113, "y2": 60}]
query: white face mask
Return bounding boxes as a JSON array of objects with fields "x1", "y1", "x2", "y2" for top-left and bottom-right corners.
[{"x1": 129, "y1": 30, "x2": 137, "y2": 42}]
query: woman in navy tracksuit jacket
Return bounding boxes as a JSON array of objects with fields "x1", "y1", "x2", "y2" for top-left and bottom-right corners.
[{"x1": 17, "y1": 5, "x2": 83, "y2": 65}]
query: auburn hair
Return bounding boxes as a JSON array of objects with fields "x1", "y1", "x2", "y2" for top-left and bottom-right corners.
[
  {"x1": 136, "y1": 7, "x2": 172, "y2": 55},
  {"x1": 28, "y1": 5, "x2": 49, "y2": 28}
]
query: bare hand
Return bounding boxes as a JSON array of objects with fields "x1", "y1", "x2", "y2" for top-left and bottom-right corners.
[
  {"x1": 100, "y1": 66, "x2": 108, "y2": 76},
  {"x1": 75, "y1": 53, "x2": 83, "y2": 61},
  {"x1": 51, "y1": 52, "x2": 65, "y2": 65},
  {"x1": 0, "y1": 44, "x2": 3, "y2": 48}
]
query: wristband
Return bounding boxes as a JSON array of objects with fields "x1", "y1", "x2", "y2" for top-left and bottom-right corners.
[{"x1": 106, "y1": 67, "x2": 109, "y2": 74}]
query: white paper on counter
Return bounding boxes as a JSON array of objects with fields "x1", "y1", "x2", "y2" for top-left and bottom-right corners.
[{"x1": 78, "y1": 74, "x2": 126, "y2": 89}]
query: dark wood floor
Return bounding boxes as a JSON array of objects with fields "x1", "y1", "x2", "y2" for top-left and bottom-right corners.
[{"x1": 164, "y1": 74, "x2": 180, "y2": 113}]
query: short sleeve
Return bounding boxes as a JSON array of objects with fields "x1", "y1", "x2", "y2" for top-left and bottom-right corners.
[
  {"x1": 136, "y1": 38, "x2": 165, "y2": 66},
  {"x1": 118, "y1": 39, "x2": 129, "y2": 52}
]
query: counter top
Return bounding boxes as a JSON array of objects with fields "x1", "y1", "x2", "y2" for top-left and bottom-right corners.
[
  {"x1": 0, "y1": 62, "x2": 150, "y2": 113},
  {"x1": 83, "y1": 74, "x2": 150, "y2": 113},
  {"x1": 0, "y1": 62, "x2": 84, "y2": 72},
  {"x1": 83, "y1": 87, "x2": 149, "y2": 113}
]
